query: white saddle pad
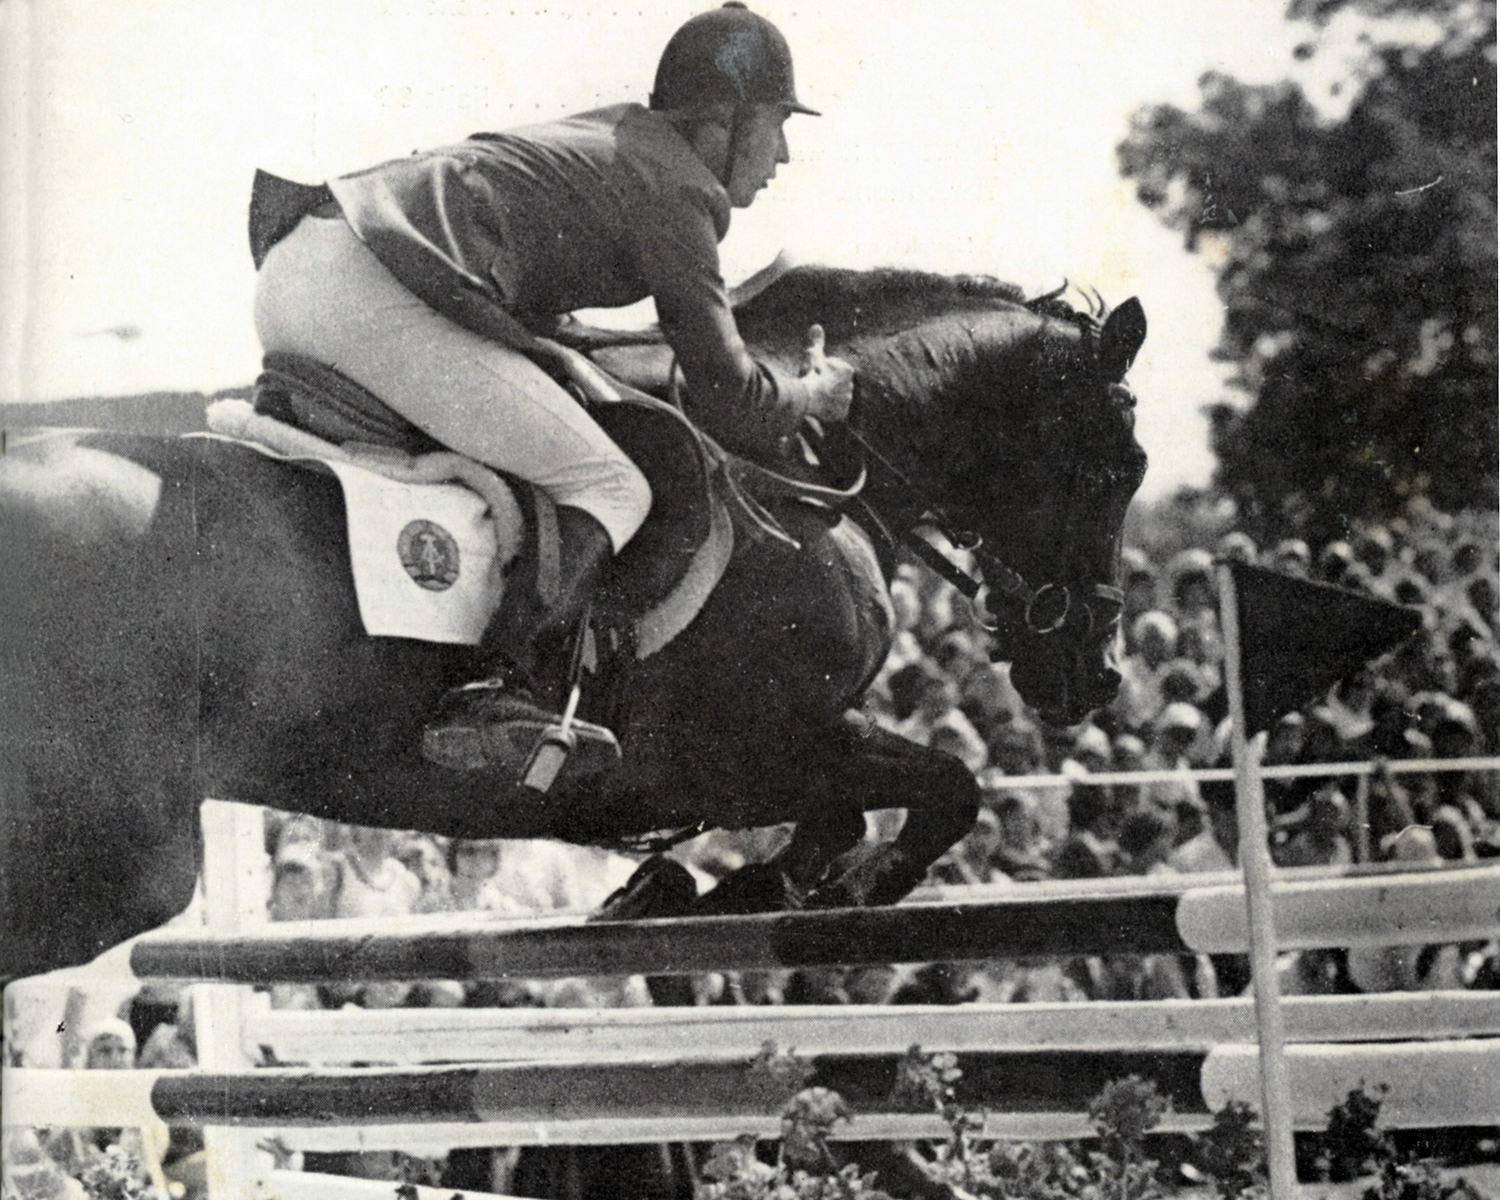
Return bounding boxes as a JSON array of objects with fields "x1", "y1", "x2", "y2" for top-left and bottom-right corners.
[
  {"x1": 325, "y1": 460, "x2": 505, "y2": 645},
  {"x1": 202, "y1": 401, "x2": 515, "y2": 645}
]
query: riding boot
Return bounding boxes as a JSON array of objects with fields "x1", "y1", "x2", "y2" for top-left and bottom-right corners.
[{"x1": 422, "y1": 507, "x2": 622, "y2": 779}]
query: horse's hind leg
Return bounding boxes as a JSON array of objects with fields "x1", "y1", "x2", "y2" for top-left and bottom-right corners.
[{"x1": 772, "y1": 804, "x2": 868, "y2": 896}]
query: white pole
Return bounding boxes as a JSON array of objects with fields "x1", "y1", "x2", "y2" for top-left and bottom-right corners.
[
  {"x1": 1217, "y1": 564, "x2": 1299, "y2": 1200},
  {"x1": 197, "y1": 799, "x2": 276, "y2": 1200}
]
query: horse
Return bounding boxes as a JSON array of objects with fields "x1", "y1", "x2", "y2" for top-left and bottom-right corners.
[{"x1": 0, "y1": 266, "x2": 1147, "y2": 981}]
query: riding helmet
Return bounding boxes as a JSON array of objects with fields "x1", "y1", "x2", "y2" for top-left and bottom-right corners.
[{"x1": 650, "y1": 3, "x2": 819, "y2": 115}]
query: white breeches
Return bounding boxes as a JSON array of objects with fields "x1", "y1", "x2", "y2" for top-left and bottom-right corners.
[{"x1": 254, "y1": 215, "x2": 652, "y2": 552}]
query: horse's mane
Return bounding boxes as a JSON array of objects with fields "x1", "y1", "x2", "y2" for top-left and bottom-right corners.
[
  {"x1": 734, "y1": 265, "x2": 1102, "y2": 350},
  {"x1": 735, "y1": 265, "x2": 1144, "y2": 514}
]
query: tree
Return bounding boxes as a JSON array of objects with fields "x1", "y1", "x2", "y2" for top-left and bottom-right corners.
[{"x1": 1119, "y1": 0, "x2": 1497, "y2": 543}]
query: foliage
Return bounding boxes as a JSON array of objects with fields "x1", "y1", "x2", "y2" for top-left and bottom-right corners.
[
  {"x1": 700, "y1": 1060, "x2": 1486, "y2": 1200},
  {"x1": 746, "y1": 1041, "x2": 819, "y2": 1107},
  {"x1": 895, "y1": 1054, "x2": 1171, "y2": 1200},
  {"x1": 76, "y1": 1146, "x2": 164, "y2": 1200},
  {"x1": 1318, "y1": 1086, "x2": 1397, "y2": 1182},
  {"x1": 696, "y1": 1092, "x2": 897, "y2": 1200},
  {"x1": 1310, "y1": 1086, "x2": 1489, "y2": 1200},
  {"x1": 1358, "y1": 1158, "x2": 1489, "y2": 1200},
  {"x1": 1192, "y1": 1100, "x2": 1267, "y2": 1200},
  {"x1": 1118, "y1": 0, "x2": 1497, "y2": 542},
  {"x1": 781, "y1": 1088, "x2": 856, "y2": 1175}
]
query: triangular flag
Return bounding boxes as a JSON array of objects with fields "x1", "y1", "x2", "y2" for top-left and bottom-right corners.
[{"x1": 1230, "y1": 561, "x2": 1422, "y2": 737}]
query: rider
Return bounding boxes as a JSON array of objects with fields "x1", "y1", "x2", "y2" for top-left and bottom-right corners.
[{"x1": 250, "y1": 3, "x2": 855, "y2": 762}]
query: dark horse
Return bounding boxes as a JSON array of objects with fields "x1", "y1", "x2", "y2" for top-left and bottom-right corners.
[{"x1": 0, "y1": 267, "x2": 1146, "y2": 980}]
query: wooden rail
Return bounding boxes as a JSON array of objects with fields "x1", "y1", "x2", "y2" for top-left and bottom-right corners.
[{"x1": 127, "y1": 863, "x2": 1500, "y2": 982}]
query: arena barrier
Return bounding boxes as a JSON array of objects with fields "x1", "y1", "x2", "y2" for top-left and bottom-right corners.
[{"x1": 5, "y1": 758, "x2": 1500, "y2": 1198}]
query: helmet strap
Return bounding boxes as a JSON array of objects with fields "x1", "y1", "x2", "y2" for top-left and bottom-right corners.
[{"x1": 720, "y1": 103, "x2": 748, "y2": 194}]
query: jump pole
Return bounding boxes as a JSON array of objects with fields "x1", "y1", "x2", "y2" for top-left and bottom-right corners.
[{"x1": 1217, "y1": 563, "x2": 1297, "y2": 1200}]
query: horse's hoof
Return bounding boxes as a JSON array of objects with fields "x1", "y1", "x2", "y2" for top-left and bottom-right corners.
[
  {"x1": 805, "y1": 847, "x2": 922, "y2": 910},
  {"x1": 590, "y1": 856, "x2": 699, "y2": 922},
  {"x1": 690, "y1": 863, "x2": 803, "y2": 916}
]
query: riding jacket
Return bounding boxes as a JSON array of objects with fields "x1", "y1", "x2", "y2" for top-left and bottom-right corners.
[{"x1": 278, "y1": 103, "x2": 813, "y2": 457}]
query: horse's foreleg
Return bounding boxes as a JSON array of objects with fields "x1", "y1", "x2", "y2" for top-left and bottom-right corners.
[{"x1": 805, "y1": 721, "x2": 980, "y2": 908}]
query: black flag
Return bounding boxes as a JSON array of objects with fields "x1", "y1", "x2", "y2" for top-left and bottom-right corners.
[{"x1": 1230, "y1": 561, "x2": 1422, "y2": 737}]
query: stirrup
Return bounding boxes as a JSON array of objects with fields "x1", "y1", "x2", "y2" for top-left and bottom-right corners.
[{"x1": 421, "y1": 677, "x2": 620, "y2": 788}]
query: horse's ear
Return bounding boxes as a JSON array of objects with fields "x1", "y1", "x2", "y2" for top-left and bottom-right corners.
[{"x1": 1100, "y1": 298, "x2": 1147, "y2": 381}]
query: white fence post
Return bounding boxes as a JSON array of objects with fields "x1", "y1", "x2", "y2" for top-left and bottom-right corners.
[{"x1": 196, "y1": 799, "x2": 274, "y2": 1200}]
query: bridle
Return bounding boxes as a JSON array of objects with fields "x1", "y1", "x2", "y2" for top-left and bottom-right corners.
[{"x1": 844, "y1": 397, "x2": 1126, "y2": 641}]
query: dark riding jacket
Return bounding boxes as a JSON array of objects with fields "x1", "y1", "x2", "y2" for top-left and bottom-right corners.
[{"x1": 300, "y1": 104, "x2": 812, "y2": 456}]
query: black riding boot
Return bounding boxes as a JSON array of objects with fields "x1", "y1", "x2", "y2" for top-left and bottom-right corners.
[{"x1": 422, "y1": 507, "x2": 622, "y2": 780}]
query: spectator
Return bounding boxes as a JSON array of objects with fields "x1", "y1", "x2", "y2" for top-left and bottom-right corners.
[
  {"x1": 958, "y1": 661, "x2": 1022, "y2": 733},
  {"x1": 1274, "y1": 786, "x2": 1353, "y2": 867},
  {"x1": 1113, "y1": 610, "x2": 1178, "y2": 731},
  {"x1": 393, "y1": 834, "x2": 455, "y2": 914},
  {"x1": 1167, "y1": 549, "x2": 1217, "y2": 617},
  {"x1": 1431, "y1": 804, "x2": 1476, "y2": 861},
  {"x1": 1141, "y1": 703, "x2": 1207, "y2": 813},
  {"x1": 986, "y1": 791, "x2": 1050, "y2": 882},
  {"x1": 1353, "y1": 526, "x2": 1395, "y2": 577},
  {"x1": 986, "y1": 718, "x2": 1045, "y2": 776},
  {"x1": 1121, "y1": 550, "x2": 1160, "y2": 631},
  {"x1": 928, "y1": 708, "x2": 989, "y2": 773},
  {"x1": 1348, "y1": 826, "x2": 1466, "y2": 991},
  {"x1": 1216, "y1": 531, "x2": 1258, "y2": 565},
  {"x1": 82, "y1": 1018, "x2": 136, "y2": 1069},
  {"x1": 331, "y1": 824, "x2": 422, "y2": 920},
  {"x1": 1117, "y1": 806, "x2": 1179, "y2": 875},
  {"x1": 1271, "y1": 538, "x2": 1312, "y2": 578},
  {"x1": 1318, "y1": 540, "x2": 1355, "y2": 582},
  {"x1": 1170, "y1": 786, "x2": 1238, "y2": 873},
  {"x1": 450, "y1": 839, "x2": 503, "y2": 910},
  {"x1": 269, "y1": 843, "x2": 336, "y2": 922}
]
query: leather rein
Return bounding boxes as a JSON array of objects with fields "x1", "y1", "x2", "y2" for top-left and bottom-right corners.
[{"x1": 843, "y1": 421, "x2": 1124, "y2": 639}]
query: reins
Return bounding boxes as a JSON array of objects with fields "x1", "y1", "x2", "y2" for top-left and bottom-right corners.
[{"x1": 844, "y1": 420, "x2": 1094, "y2": 637}]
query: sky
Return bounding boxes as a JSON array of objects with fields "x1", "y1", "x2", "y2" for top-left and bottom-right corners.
[{"x1": 1, "y1": 0, "x2": 1349, "y2": 497}]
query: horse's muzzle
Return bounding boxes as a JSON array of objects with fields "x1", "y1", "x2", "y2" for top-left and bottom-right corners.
[{"x1": 1009, "y1": 654, "x2": 1121, "y2": 728}]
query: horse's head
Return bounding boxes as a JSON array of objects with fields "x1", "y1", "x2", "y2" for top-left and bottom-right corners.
[
  {"x1": 734, "y1": 267, "x2": 1149, "y2": 725},
  {"x1": 942, "y1": 294, "x2": 1148, "y2": 725}
]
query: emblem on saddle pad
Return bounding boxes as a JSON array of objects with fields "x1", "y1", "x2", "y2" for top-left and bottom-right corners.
[{"x1": 398, "y1": 519, "x2": 460, "y2": 591}]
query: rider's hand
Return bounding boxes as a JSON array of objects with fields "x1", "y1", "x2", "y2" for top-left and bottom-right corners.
[{"x1": 799, "y1": 324, "x2": 854, "y2": 423}]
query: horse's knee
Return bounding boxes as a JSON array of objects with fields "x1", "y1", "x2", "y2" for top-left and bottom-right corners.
[
  {"x1": 901, "y1": 751, "x2": 981, "y2": 852},
  {"x1": 923, "y1": 751, "x2": 981, "y2": 827}
]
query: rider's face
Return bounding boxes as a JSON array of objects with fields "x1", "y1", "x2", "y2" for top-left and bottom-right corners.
[{"x1": 727, "y1": 105, "x2": 791, "y2": 208}]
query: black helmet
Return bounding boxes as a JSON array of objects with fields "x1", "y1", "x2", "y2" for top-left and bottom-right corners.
[{"x1": 651, "y1": 3, "x2": 819, "y2": 116}]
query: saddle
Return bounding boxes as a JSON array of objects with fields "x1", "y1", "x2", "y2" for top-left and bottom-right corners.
[{"x1": 249, "y1": 346, "x2": 866, "y2": 660}]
